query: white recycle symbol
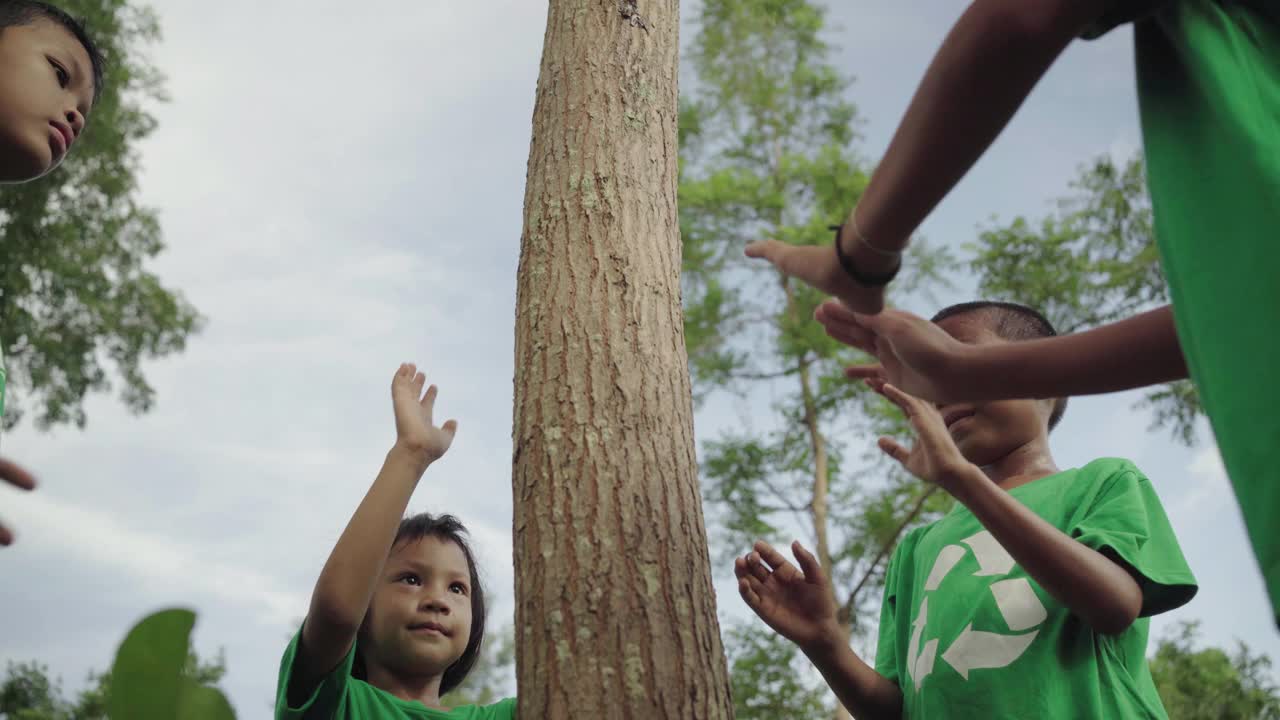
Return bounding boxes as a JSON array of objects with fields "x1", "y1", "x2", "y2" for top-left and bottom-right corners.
[{"x1": 906, "y1": 530, "x2": 1047, "y2": 690}]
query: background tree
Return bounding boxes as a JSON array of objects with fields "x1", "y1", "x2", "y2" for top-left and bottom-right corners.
[
  {"x1": 969, "y1": 153, "x2": 1201, "y2": 444},
  {"x1": 511, "y1": 1, "x2": 734, "y2": 717},
  {"x1": 440, "y1": 625, "x2": 515, "y2": 708},
  {"x1": 0, "y1": 649, "x2": 226, "y2": 720},
  {"x1": 1149, "y1": 621, "x2": 1280, "y2": 720},
  {"x1": 677, "y1": 1, "x2": 953, "y2": 717},
  {"x1": 0, "y1": 0, "x2": 200, "y2": 431}
]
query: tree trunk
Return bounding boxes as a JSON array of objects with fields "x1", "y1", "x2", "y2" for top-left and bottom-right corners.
[{"x1": 512, "y1": 2, "x2": 734, "y2": 718}]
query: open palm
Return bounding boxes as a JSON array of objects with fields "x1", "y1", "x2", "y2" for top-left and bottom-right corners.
[
  {"x1": 0, "y1": 457, "x2": 36, "y2": 546},
  {"x1": 735, "y1": 540, "x2": 841, "y2": 652},
  {"x1": 391, "y1": 363, "x2": 457, "y2": 462}
]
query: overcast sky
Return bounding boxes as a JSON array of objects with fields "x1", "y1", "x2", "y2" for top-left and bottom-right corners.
[{"x1": 1, "y1": 1, "x2": 1275, "y2": 716}]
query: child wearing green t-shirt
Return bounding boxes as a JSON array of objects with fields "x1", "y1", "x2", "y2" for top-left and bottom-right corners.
[
  {"x1": 735, "y1": 302, "x2": 1197, "y2": 719},
  {"x1": 0, "y1": 0, "x2": 104, "y2": 546},
  {"x1": 274, "y1": 363, "x2": 515, "y2": 720},
  {"x1": 743, "y1": 0, "x2": 1280, "y2": 624}
]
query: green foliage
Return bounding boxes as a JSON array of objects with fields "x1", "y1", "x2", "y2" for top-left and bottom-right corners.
[
  {"x1": 726, "y1": 623, "x2": 831, "y2": 719},
  {"x1": 679, "y1": 3, "x2": 952, "y2": 715},
  {"x1": 0, "y1": 616, "x2": 228, "y2": 720},
  {"x1": 969, "y1": 154, "x2": 1201, "y2": 444},
  {"x1": 1150, "y1": 621, "x2": 1280, "y2": 719},
  {"x1": 107, "y1": 609, "x2": 233, "y2": 720},
  {"x1": 441, "y1": 624, "x2": 515, "y2": 708},
  {"x1": 0, "y1": 0, "x2": 200, "y2": 431}
]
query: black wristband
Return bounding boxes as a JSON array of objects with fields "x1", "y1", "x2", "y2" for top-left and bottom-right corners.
[{"x1": 830, "y1": 224, "x2": 900, "y2": 287}]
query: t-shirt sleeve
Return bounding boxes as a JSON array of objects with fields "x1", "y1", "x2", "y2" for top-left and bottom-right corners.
[
  {"x1": 1080, "y1": 0, "x2": 1174, "y2": 39},
  {"x1": 873, "y1": 532, "x2": 914, "y2": 684},
  {"x1": 1069, "y1": 465, "x2": 1198, "y2": 617},
  {"x1": 275, "y1": 622, "x2": 356, "y2": 720},
  {"x1": 476, "y1": 697, "x2": 518, "y2": 720}
]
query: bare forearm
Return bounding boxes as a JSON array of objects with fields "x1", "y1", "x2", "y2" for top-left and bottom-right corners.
[
  {"x1": 970, "y1": 306, "x2": 1187, "y2": 400},
  {"x1": 950, "y1": 470, "x2": 1142, "y2": 634},
  {"x1": 309, "y1": 443, "x2": 433, "y2": 626},
  {"x1": 853, "y1": 0, "x2": 1104, "y2": 248},
  {"x1": 803, "y1": 641, "x2": 903, "y2": 720}
]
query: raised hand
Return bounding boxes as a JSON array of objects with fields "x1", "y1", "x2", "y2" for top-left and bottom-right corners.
[
  {"x1": 869, "y1": 379, "x2": 975, "y2": 492},
  {"x1": 815, "y1": 301, "x2": 976, "y2": 404},
  {"x1": 0, "y1": 456, "x2": 36, "y2": 546},
  {"x1": 745, "y1": 241, "x2": 887, "y2": 315},
  {"x1": 735, "y1": 540, "x2": 844, "y2": 654},
  {"x1": 391, "y1": 363, "x2": 457, "y2": 462}
]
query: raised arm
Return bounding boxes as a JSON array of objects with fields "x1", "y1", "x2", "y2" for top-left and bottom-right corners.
[
  {"x1": 737, "y1": 541, "x2": 903, "y2": 719},
  {"x1": 821, "y1": 303, "x2": 1187, "y2": 405},
  {"x1": 294, "y1": 364, "x2": 458, "y2": 691},
  {"x1": 747, "y1": 0, "x2": 1111, "y2": 313},
  {"x1": 875, "y1": 382, "x2": 1142, "y2": 634}
]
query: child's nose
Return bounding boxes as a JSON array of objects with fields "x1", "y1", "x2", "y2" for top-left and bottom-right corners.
[
  {"x1": 418, "y1": 593, "x2": 450, "y2": 613},
  {"x1": 65, "y1": 109, "x2": 85, "y2": 138}
]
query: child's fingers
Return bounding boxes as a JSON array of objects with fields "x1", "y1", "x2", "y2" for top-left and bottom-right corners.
[
  {"x1": 744, "y1": 239, "x2": 783, "y2": 260},
  {"x1": 878, "y1": 437, "x2": 911, "y2": 465},
  {"x1": 441, "y1": 419, "x2": 458, "y2": 439},
  {"x1": 753, "y1": 541, "x2": 788, "y2": 570},
  {"x1": 421, "y1": 383, "x2": 438, "y2": 411},
  {"x1": 845, "y1": 364, "x2": 885, "y2": 381},
  {"x1": 879, "y1": 383, "x2": 922, "y2": 416},
  {"x1": 746, "y1": 552, "x2": 772, "y2": 583},
  {"x1": 738, "y1": 577, "x2": 763, "y2": 610},
  {"x1": 0, "y1": 458, "x2": 37, "y2": 491},
  {"x1": 791, "y1": 541, "x2": 826, "y2": 584},
  {"x1": 0, "y1": 521, "x2": 12, "y2": 546}
]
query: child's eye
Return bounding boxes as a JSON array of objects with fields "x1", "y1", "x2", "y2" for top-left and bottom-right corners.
[
  {"x1": 398, "y1": 574, "x2": 421, "y2": 586},
  {"x1": 48, "y1": 59, "x2": 69, "y2": 87},
  {"x1": 449, "y1": 582, "x2": 468, "y2": 595}
]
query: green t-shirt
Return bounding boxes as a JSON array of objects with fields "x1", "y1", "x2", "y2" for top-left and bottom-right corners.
[
  {"x1": 274, "y1": 630, "x2": 516, "y2": 720},
  {"x1": 1086, "y1": 0, "x2": 1280, "y2": 624},
  {"x1": 874, "y1": 458, "x2": 1197, "y2": 719}
]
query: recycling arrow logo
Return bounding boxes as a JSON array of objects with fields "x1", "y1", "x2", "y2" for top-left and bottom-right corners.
[{"x1": 906, "y1": 530, "x2": 1047, "y2": 690}]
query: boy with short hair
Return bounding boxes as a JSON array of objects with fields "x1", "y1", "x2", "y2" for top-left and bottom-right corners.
[
  {"x1": 0, "y1": 0, "x2": 104, "y2": 544},
  {"x1": 737, "y1": 302, "x2": 1197, "y2": 718},
  {"x1": 744, "y1": 0, "x2": 1280, "y2": 623}
]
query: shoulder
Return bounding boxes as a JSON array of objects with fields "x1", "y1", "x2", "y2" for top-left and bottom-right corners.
[{"x1": 1076, "y1": 457, "x2": 1149, "y2": 485}]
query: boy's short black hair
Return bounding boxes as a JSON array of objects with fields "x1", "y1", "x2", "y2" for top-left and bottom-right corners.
[
  {"x1": 931, "y1": 301, "x2": 1069, "y2": 430},
  {"x1": 0, "y1": 1, "x2": 106, "y2": 103},
  {"x1": 352, "y1": 513, "x2": 488, "y2": 696}
]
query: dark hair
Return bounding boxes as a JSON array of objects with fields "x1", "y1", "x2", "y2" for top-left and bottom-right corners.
[
  {"x1": 0, "y1": 1, "x2": 106, "y2": 103},
  {"x1": 352, "y1": 513, "x2": 487, "y2": 695},
  {"x1": 931, "y1": 301, "x2": 1069, "y2": 430}
]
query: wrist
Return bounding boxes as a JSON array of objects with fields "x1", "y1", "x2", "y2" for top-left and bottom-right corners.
[
  {"x1": 844, "y1": 207, "x2": 906, "y2": 268},
  {"x1": 389, "y1": 441, "x2": 436, "y2": 471},
  {"x1": 943, "y1": 465, "x2": 993, "y2": 506},
  {"x1": 799, "y1": 620, "x2": 850, "y2": 662}
]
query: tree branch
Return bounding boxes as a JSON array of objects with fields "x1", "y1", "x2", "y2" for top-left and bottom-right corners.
[{"x1": 839, "y1": 485, "x2": 940, "y2": 624}]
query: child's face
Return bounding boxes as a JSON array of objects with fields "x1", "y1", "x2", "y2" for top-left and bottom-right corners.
[
  {"x1": 0, "y1": 18, "x2": 95, "y2": 183},
  {"x1": 933, "y1": 314, "x2": 1055, "y2": 466},
  {"x1": 362, "y1": 535, "x2": 473, "y2": 680}
]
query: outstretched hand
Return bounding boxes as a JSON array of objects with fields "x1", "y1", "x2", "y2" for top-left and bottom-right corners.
[
  {"x1": 867, "y1": 379, "x2": 975, "y2": 492},
  {"x1": 815, "y1": 301, "x2": 977, "y2": 404},
  {"x1": 744, "y1": 241, "x2": 887, "y2": 315},
  {"x1": 0, "y1": 457, "x2": 36, "y2": 547},
  {"x1": 735, "y1": 539, "x2": 843, "y2": 654},
  {"x1": 391, "y1": 363, "x2": 457, "y2": 462}
]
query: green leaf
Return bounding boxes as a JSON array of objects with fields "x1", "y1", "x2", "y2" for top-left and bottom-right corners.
[
  {"x1": 175, "y1": 678, "x2": 236, "y2": 720},
  {"x1": 107, "y1": 608, "x2": 194, "y2": 720}
]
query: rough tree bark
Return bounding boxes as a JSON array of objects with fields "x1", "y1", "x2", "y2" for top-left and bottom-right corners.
[{"x1": 512, "y1": 2, "x2": 735, "y2": 718}]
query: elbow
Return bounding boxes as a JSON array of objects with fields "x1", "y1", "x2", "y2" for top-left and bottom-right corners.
[
  {"x1": 969, "y1": 0, "x2": 1094, "y2": 45},
  {"x1": 307, "y1": 596, "x2": 365, "y2": 637},
  {"x1": 1087, "y1": 597, "x2": 1142, "y2": 636}
]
